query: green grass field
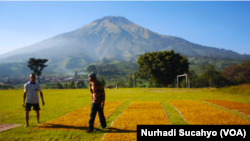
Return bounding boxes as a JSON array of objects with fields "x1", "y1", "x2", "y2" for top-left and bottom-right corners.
[{"x1": 0, "y1": 84, "x2": 250, "y2": 141}]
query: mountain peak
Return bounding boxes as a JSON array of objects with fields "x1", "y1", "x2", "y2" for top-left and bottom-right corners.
[
  {"x1": 77, "y1": 16, "x2": 140, "y2": 34},
  {"x1": 100, "y1": 16, "x2": 127, "y2": 20},
  {"x1": 94, "y1": 16, "x2": 134, "y2": 26},
  {"x1": 1, "y1": 16, "x2": 248, "y2": 64}
]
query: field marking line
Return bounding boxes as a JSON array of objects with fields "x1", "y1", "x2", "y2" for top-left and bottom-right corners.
[{"x1": 0, "y1": 124, "x2": 21, "y2": 133}]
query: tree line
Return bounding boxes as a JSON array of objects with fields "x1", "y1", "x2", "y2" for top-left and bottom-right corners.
[
  {"x1": 24, "y1": 52, "x2": 250, "y2": 89},
  {"x1": 55, "y1": 80, "x2": 86, "y2": 89},
  {"x1": 84, "y1": 51, "x2": 250, "y2": 88},
  {"x1": 174, "y1": 60, "x2": 250, "y2": 88}
]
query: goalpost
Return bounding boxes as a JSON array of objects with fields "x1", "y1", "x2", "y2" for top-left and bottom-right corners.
[{"x1": 177, "y1": 74, "x2": 190, "y2": 88}]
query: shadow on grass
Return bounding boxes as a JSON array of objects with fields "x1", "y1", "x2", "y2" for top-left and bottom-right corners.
[
  {"x1": 36, "y1": 123, "x2": 89, "y2": 130},
  {"x1": 101, "y1": 127, "x2": 137, "y2": 133},
  {"x1": 36, "y1": 124, "x2": 137, "y2": 133}
]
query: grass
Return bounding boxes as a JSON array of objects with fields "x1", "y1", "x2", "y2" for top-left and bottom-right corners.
[
  {"x1": 0, "y1": 85, "x2": 250, "y2": 141},
  {"x1": 218, "y1": 84, "x2": 250, "y2": 95}
]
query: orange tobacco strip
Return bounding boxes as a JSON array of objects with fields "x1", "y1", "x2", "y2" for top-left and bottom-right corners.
[
  {"x1": 35, "y1": 101, "x2": 124, "y2": 131},
  {"x1": 102, "y1": 101, "x2": 171, "y2": 141},
  {"x1": 166, "y1": 100, "x2": 250, "y2": 125},
  {"x1": 203, "y1": 100, "x2": 250, "y2": 116}
]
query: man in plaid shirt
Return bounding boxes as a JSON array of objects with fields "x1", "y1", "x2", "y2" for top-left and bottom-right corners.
[{"x1": 86, "y1": 72, "x2": 107, "y2": 132}]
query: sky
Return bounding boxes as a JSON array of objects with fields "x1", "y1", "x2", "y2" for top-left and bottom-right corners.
[{"x1": 0, "y1": 1, "x2": 250, "y2": 55}]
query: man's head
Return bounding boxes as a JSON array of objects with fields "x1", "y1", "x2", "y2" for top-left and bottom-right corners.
[
  {"x1": 29, "y1": 73, "x2": 36, "y2": 83},
  {"x1": 88, "y1": 72, "x2": 96, "y2": 82}
]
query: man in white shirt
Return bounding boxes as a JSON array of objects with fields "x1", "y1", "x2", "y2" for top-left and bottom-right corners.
[{"x1": 22, "y1": 73, "x2": 45, "y2": 127}]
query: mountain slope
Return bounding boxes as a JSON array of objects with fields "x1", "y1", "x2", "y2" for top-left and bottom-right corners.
[{"x1": 0, "y1": 16, "x2": 249, "y2": 66}]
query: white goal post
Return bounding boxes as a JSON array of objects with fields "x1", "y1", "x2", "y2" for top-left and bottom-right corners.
[{"x1": 177, "y1": 74, "x2": 190, "y2": 88}]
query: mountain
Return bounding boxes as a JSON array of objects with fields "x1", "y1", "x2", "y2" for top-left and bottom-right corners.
[{"x1": 0, "y1": 16, "x2": 249, "y2": 69}]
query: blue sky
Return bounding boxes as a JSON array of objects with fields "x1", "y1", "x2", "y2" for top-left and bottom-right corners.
[{"x1": 0, "y1": 1, "x2": 250, "y2": 55}]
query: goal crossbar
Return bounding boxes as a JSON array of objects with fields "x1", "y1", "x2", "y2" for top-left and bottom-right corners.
[{"x1": 177, "y1": 74, "x2": 190, "y2": 88}]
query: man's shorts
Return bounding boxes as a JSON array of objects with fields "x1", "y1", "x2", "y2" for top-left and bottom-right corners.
[{"x1": 25, "y1": 103, "x2": 40, "y2": 111}]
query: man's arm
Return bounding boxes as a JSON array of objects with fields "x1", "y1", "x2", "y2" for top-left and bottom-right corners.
[
  {"x1": 40, "y1": 92, "x2": 45, "y2": 106},
  {"x1": 23, "y1": 92, "x2": 27, "y2": 107},
  {"x1": 89, "y1": 83, "x2": 92, "y2": 94},
  {"x1": 38, "y1": 84, "x2": 45, "y2": 106},
  {"x1": 101, "y1": 100, "x2": 105, "y2": 108},
  {"x1": 101, "y1": 84, "x2": 105, "y2": 108}
]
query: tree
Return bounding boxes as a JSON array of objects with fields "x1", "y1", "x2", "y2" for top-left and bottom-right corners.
[
  {"x1": 100, "y1": 76, "x2": 106, "y2": 87},
  {"x1": 149, "y1": 79, "x2": 153, "y2": 87},
  {"x1": 64, "y1": 83, "x2": 68, "y2": 89},
  {"x1": 191, "y1": 64, "x2": 229, "y2": 88},
  {"x1": 128, "y1": 72, "x2": 133, "y2": 88},
  {"x1": 188, "y1": 70, "x2": 198, "y2": 81},
  {"x1": 207, "y1": 64, "x2": 215, "y2": 72},
  {"x1": 137, "y1": 78, "x2": 143, "y2": 85},
  {"x1": 180, "y1": 79, "x2": 186, "y2": 88},
  {"x1": 87, "y1": 65, "x2": 97, "y2": 73},
  {"x1": 136, "y1": 50, "x2": 189, "y2": 87},
  {"x1": 69, "y1": 81, "x2": 75, "y2": 89},
  {"x1": 187, "y1": 69, "x2": 198, "y2": 88},
  {"x1": 102, "y1": 57, "x2": 109, "y2": 64},
  {"x1": 56, "y1": 82, "x2": 63, "y2": 89},
  {"x1": 76, "y1": 80, "x2": 85, "y2": 88},
  {"x1": 73, "y1": 70, "x2": 78, "y2": 79},
  {"x1": 27, "y1": 58, "x2": 48, "y2": 83},
  {"x1": 198, "y1": 70, "x2": 228, "y2": 88},
  {"x1": 222, "y1": 64, "x2": 250, "y2": 84},
  {"x1": 116, "y1": 77, "x2": 124, "y2": 88},
  {"x1": 241, "y1": 60, "x2": 250, "y2": 66},
  {"x1": 199, "y1": 64, "x2": 207, "y2": 74},
  {"x1": 207, "y1": 64, "x2": 216, "y2": 87},
  {"x1": 97, "y1": 65, "x2": 104, "y2": 75},
  {"x1": 134, "y1": 72, "x2": 139, "y2": 87}
]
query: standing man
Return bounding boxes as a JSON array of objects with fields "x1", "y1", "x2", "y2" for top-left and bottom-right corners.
[
  {"x1": 22, "y1": 73, "x2": 45, "y2": 127},
  {"x1": 86, "y1": 72, "x2": 107, "y2": 133}
]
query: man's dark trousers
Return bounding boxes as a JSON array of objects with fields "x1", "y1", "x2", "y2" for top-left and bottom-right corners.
[{"x1": 88, "y1": 102, "x2": 107, "y2": 131}]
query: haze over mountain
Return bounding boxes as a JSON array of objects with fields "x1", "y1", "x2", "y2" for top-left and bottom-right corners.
[{"x1": 0, "y1": 16, "x2": 249, "y2": 69}]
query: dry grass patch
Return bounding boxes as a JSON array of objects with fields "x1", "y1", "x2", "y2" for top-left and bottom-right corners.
[
  {"x1": 166, "y1": 100, "x2": 250, "y2": 125},
  {"x1": 203, "y1": 100, "x2": 250, "y2": 116},
  {"x1": 35, "y1": 101, "x2": 124, "y2": 131},
  {"x1": 102, "y1": 101, "x2": 171, "y2": 141},
  {"x1": 102, "y1": 133, "x2": 137, "y2": 141}
]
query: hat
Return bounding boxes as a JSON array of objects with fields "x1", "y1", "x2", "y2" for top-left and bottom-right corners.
[{"x1": 88, "y1": 72, "x2": 96, "y2": 78}]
